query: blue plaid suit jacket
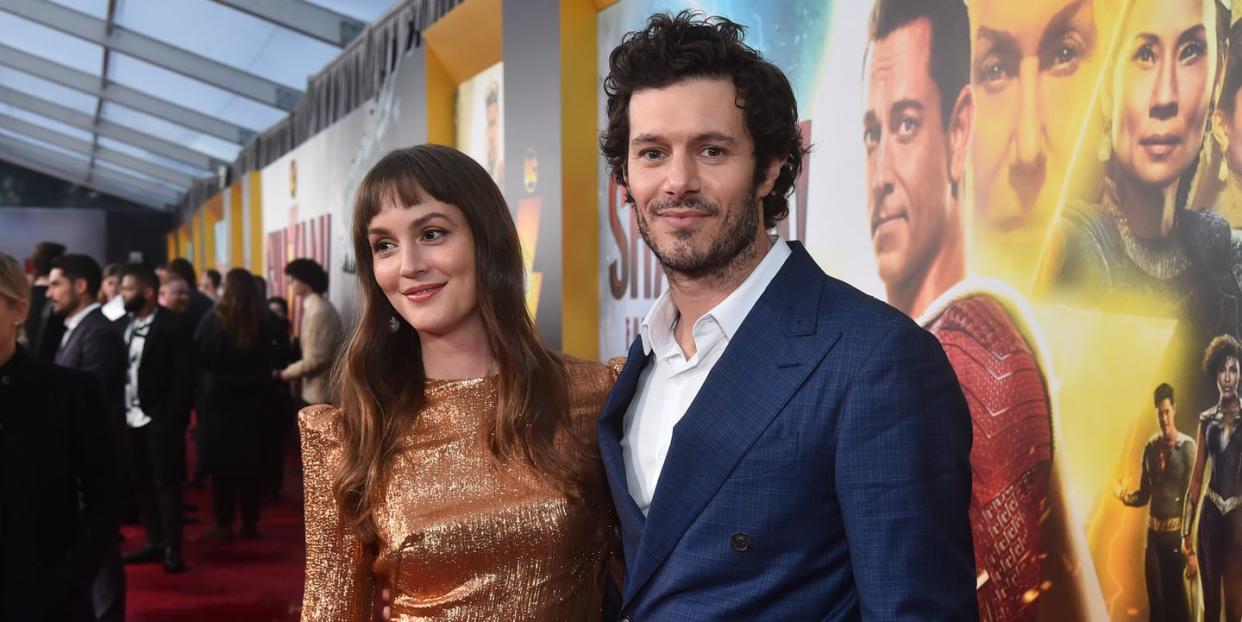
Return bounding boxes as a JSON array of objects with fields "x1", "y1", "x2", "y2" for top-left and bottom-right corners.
[{"x1": 598, "y1": 242, "x2": 977, "y2": 621}]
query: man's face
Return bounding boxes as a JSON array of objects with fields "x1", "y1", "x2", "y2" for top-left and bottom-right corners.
[
  {"x1": 864, "y1": 18, "x2": 956, "y2": 291},
  {"x1": 969, "y1": 0, "x2": 1098, "y2": 281},
  {"x1": 46, "y1": 267, "x2": 81, "y2": 315},
  {"x1": 159, "y1": 279, "x2": 191, "y2": 313},
  {"x1": 1156, "y1": 397, "x2": 1177, "y2": 440},
  {"x1": 625, "y1": 77, "x2": 779, "y2": 277},
  {"x1": 288, "y1": 277, "x2": 311, "y2": 298},
  {"x1": 121, "y1": 275, "x2": 152, "y2": 314}
]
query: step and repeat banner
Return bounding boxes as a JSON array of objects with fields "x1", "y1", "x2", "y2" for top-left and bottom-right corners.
[{"x1": 599, "y1": 0, "x2": 1241, "y2": 620}]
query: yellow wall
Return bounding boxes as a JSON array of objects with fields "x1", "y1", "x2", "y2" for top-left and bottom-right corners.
[
  {"x1": 248, "y1": 171, "x2": 264, "y2": 276},
  {"x1": 560, "y1": 0, "x2": 599, "y2": 359},
  {"x1": 203, "y1": 193, "x2": 224, "y2": 272},
  {"x1": 424, "y1": 0, "x2": 502, "y2": 147},
  {"x1": 228, "y1": 182, "x2": 245, "y2": 269}
]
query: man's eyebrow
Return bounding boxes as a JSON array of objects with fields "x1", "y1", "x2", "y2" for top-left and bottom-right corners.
[
  {"x1": 1039, "y1": 0, "x2": 1092, "y2": 53},
  {"x1": 975, "y1": 26, "x2": 1019, "y2": 56}
]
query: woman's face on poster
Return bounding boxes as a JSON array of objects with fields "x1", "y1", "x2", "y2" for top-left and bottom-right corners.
[
  {"x1": 1112, "y1": 0, "x2": 1211, "y2": 190},
  {"x1": 1218, "y1": 355, "x2": 1240, "y2": 399},
  {"x1": 969, "y1": 0, "x2": 1097, "y2": 277}
]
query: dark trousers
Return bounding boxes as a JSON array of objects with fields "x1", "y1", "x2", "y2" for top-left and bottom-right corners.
[
  {"x1": 126, "y1": 425, "x2": 184, "y2": 551},
  {"x1": 90, "y1": 546, "x2": 125, "y2": 622},
  {"x1": 1199, "y1": 502, "x2": 1242, "y2": 621},
  {"x1": 212, "y1": 473, "x2": 261, "y2": 529},
  {"x1": 1144, "y1": 529, "x2": 1189, "y2": 622}
]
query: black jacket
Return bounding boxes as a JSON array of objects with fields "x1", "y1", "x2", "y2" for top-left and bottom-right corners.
[
  {"x1": 114, "y1": 307, "x2": 194, "y2": 431},
  {"x1": 26, "y1": 284, "x2": 65, "y2": 363},
  {"x1": 54, "y1": 306, "x2": 127, "y2": 446},
  {"x1": 0, "y1": 348, "x2": 124, "y2": 621}
]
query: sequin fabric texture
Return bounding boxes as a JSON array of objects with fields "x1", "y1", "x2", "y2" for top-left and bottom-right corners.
[{"x1": 299, "y1": 358, "x2": 619, "y2": 621}]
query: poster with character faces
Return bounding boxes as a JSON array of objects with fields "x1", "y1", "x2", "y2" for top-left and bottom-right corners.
[{"x1": 598, "y1": 1, "x2": 1242, "y2": 620}]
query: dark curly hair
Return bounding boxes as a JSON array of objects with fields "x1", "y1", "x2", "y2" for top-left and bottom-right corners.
[
  {"x1": 1153, "y1": 382, "x2": 1175, "y2": 407},
  {"x1": 1203, "y1": 334, "x2": 1242, "y2": 376},
  {"x1": 600, "y1": 11, "x2": 807, "y2": 229}
]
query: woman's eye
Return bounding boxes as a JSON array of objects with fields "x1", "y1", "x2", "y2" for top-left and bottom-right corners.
[
  {"x1": 372, "y1": 240, "x2": 395, "y2": 254},
  {"x1": 422, "y1": 229, "x2": 446, "y2": 242},
  {"x1": 1181, "y1": 40, "x2": 1206, "y2": 63},
  {"x1": 1135, "y1": 44, "x2": 1157, "y2": 65}
]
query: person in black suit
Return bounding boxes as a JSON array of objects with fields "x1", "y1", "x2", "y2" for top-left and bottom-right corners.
[
  {"x1": 47, "y1": 253, "x2": 127, "y2": 622},
  {"x1": 0, "y1": 251, "x2": 124, "y2": 622},
  {"x1": 25, "y1": 240, "x2": 66, "y2": 363},
  {"x1": 115, "y1": 264, "x2": 193, "y2": 573}
]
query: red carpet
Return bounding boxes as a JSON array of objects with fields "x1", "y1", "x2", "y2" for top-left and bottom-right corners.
[{"x1": 123, "y1": 447, "x2": 306, "y2": 621}]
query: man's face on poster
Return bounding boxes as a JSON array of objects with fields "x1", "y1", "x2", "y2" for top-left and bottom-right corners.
[
  {"x1": 970, "y1": 0, "x2": 1097, "y2": 278},
  {"x1": 864, "y1": 18, "x2": 956, "y2": 290},
  {"x1": 1156, "y1": 397, "x2": 1177, "y2": 439}
]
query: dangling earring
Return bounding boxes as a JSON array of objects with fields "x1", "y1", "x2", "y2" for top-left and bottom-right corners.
[
  {"x1": 388, "y1": 315, "x2": 400, "y2": 333},
  {"x1": 1097, "y1": 130, "x2": 1112, "y2": 163},
  {"x1": 1220, "y1": 134, "x2": 1232, "y2": 182}
]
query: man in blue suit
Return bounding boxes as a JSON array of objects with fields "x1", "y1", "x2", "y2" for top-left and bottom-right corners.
[{"x1": 597, "y1": 11, "x2": 977, "y2": 620}]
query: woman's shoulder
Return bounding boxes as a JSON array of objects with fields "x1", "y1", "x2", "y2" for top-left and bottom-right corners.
[
  {"x1": 299, "y1": 403, "x2": 345, "y2": 441},
  {"x1": 559, "y1": 355, "x2": 622, "y2": 413}
]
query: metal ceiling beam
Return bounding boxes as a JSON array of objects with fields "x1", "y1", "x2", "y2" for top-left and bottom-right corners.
[
  {"x1": 0, "y1": 150, "x2": 166, "y2": 208},
  {"x1": 0, "y1": 85, "x2": 223, "y2": 173},
  {"x1": 0, "y1": 136, "x2": 178, "y2": 208},
  {"x1": 0, "y1": 114, "x2": 195, "y2": 187},
  {"x1": 210, "y1": 0, "x2": 365, "y2": 47},
  {"x1": 0, "y1": 43, "x2": 254, "y2": 144},
  {"x1": 0, "y1": 133, "x2": 184, "y2": 204},
  {"x1": 0, "y1": 0, "x2": 303, "y2": 111}
]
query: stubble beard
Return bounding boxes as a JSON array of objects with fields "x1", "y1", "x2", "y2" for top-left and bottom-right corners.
[{"x1": 635, "y1": 187, "x2": 762, "y2": 286}]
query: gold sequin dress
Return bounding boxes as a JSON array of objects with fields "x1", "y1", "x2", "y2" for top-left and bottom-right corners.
[{"x1": 298, "y1": 358, "x2": 619, "y2": 622}]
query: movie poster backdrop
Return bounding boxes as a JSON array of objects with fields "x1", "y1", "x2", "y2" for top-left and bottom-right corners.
[{"x1": 598, "y1": 1, "x2": 1242, "y2": 620}]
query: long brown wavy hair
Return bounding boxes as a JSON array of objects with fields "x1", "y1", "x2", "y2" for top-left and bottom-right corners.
[
  {"x1": 213, "y1": 268, "x2": 265, "y2": 351},
  {"x1": 334, "y1": 145, "x2": 584, "y2": 546}
]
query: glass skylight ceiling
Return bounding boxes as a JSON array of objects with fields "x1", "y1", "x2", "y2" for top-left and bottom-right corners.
[{"x1": 0, "y1": 0, "x2": 398, "y2": 208}]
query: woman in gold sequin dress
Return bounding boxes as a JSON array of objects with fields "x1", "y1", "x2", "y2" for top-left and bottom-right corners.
[{"x1": 299, "y1": 145, "x2": 619, "y2": 621}]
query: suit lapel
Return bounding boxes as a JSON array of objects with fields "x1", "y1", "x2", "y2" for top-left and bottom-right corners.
[
  {"x1": 598, "y1": 337, "x2": 649, "y2": 562},
  {"x1": 55, "y1": 312, "x2": 88, "y2": 366},
  {"x1": 623, "y1": 244, "x2": 842, "y2": 604}
]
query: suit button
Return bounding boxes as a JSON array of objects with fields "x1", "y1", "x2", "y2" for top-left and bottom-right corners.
[{"x1": 731, "y1": 531, "x2": 750, "y2": 552}]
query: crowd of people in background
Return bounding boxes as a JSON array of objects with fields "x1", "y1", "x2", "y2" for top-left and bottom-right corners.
[{"x1": 0, "y1": 240, "x2": 344, "y2": 622}]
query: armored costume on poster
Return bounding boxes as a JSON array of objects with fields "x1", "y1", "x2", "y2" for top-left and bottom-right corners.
[
  {"x1": 1189, "y1": 404, "x2": 1242, "y2": 622},
  {"x1": 919, "y1": 282, "x2": 1055, "y2": 621},
  {"x1": 1121, "y1": 432, "x2": 1196, "y2": 622}
]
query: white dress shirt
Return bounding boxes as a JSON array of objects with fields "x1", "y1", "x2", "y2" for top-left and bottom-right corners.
[
  {"x1": 621, "y1": 237, "x2": 791, "y2": 515},
  {"x1": 101, "y1": 295, "x2": 126, "y2": 321},
  {"x1": 60, "y1": 302, "x2": 101, "y2": 347},
  {"x1": 124, "y1": 312, "x2": 154, "y2": 428}
]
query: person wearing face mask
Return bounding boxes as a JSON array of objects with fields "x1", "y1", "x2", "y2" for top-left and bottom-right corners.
[
  {"x1": 0, "y1": 251, "x2": 123, "y2": 621},
  {"x1": 298, "y1": 145, "x2": 620, "y2": 621},
  {"x1": 1049, "y1": 1, "x2": 1242, "y2": 352},
  {"x1": 1183, "y1": 334, "x2": 1242, "y2": 621},
  {"x1": 114, "y1": 264, "x2": 194, "y2": 573}
]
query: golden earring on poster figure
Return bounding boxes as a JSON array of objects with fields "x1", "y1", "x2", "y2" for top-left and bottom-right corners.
[{"x1": 1212, "y1": 111, "x2": 1232, "y2": 182}]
